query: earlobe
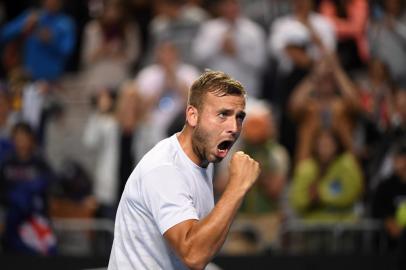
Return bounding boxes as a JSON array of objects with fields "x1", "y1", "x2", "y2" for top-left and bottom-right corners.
[{"x1": 186, "y1": 105, "x2": 198, "y2": 127}]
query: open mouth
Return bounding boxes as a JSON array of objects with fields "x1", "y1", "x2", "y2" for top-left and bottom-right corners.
[{"x1": 217, "y1": 140, "x2": 233, "y2": 158}]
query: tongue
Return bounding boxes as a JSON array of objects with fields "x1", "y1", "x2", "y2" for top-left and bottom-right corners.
[{"x1": 217, "y1": 148, "x2": 228, "y2": 158}]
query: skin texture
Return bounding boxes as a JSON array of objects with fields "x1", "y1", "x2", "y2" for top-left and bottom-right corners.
[{"x1": 165, "y1": 91, "x2": 261, "y2": 270}]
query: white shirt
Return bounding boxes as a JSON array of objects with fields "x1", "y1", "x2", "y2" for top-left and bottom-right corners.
[
  {"x1": 108, "y1": 134, "x2": 214, "y2": 270},
  {"x1": 83, "y1": 113, "x2": 119, "y2": 205},
  {"x1": 193, "y1": 17, "x2": 266, "y2": 97}
]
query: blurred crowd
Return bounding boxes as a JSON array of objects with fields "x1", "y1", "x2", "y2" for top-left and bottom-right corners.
[{"x1": 0, "y1": 0, "x2": 405, "y2": 260}]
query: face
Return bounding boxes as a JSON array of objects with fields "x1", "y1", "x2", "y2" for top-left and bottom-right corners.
[
  {"x1": 315, "y1": 131, "x2": 337, "y2": 164},
  {"x1": 385, "y1": 0, "x2": 401, "y2": 16},
  {"x1": 242, "y1": 111, "x2": 274, "y2": 144},
  {"x1": 218, "y1": 0, "x2": 240, "y2": 21},
  {"x1": 43, "y1": 0, "x2": 62, "y2": 13},
  {"x1": 156, "y1": 42, "x2": 178, "y2": 68},
  {"x1": 293, "y1": 0, "x2": 313, "y2": 15},
  {"x1": 190, "y1": 92, "x2": 246, "y2": 165},
  {"x1": 97, "y1": 90, "x2": 114, "y2": 113},
  {"x1": 0, "y1": 94, "x2": 9, "y2": 121},
  {"x1": 395, "y1": 90, "x2": 406, "y2": 122},
  {"x1": 13, "y1": 130, "x2": 35, "y2": 159},
  {"x1": 394, "y1": 154, "x2": 406, "y2": 181},
  {"x1": 103, "y1": 3, "x2": 123, "y2": 24}
]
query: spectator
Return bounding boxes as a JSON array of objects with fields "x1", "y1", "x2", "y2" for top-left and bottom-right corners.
[
  {"x1": 269, "y1": 0, "x2": 336, "y2": 74},
  {"x1": 82, "y1": 88, "x2": 119, "y2": 219},
  {"x1": 319, "y1": 0, "x2": 369, "y2": 70},
  {"x1": 289, "y1": 128, "x2": 363, "y2": 222},
  {"x1": 147, "y1": 0, "x2": 206, "y2": 65},
  {"x1": 0, "y1": 122, "x2": 56, "y2": 255},
  {"x1": 81, "y1": 0, "x2": 140, "y2": 92},
  {"x1": 193, "y1": 0, "x2": 266, "y2": 97},
  {"x1": 369, "y1": 0, "x2": 406, "y2": 88},
  {"x1": 372, "y1": 141, "x2": 406, "y2": 269},
  {"x1": 0, "y1": 87, "x2": 16, "y2": 162},
  {"x1": 134, "y1": 40, "x2": 200, "y2": 159},
  {"x1": 289, "y1": 53, "x2": 359, "y2": 162},
  {"x1": 355, "y1": 59, "x2": 395, "y2": 177},
  {"x1": 0, "y1": 0, "x2": 75, "y2": 81},
  {"x1": 115, "y1": 82, "x2": 142, "y2": 199},
  {"x1": 368, "y1": 89, "x2": 406, "y2": 191}
]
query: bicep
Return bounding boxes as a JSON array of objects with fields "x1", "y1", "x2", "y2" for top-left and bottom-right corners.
[{"x1": 164, "y1": 219, "x2": 197, "y2": 256}]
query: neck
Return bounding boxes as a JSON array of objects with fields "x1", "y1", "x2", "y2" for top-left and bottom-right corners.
[{"x1": 177, "y1": 126, "x2": 208, "y2": 168}]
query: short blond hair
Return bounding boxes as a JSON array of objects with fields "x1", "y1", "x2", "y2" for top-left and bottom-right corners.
[{"x1": 188, "y1": 70, "x2": 246, "y2": 110}]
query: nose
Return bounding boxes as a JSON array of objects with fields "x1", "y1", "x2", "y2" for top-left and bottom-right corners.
[{"x1": 226, "y1": 117, "x2": 240, "y2": 137}]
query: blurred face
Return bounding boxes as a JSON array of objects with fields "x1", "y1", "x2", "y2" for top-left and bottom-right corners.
[
  {"x1": 191, "y1": 92, "x2": 246, "y2": 165},
  {"x1": 97, "y1": 90, "x2": 114, "y2": 113},
  {"x1": 315, "y1": 131, "x2": 337, "y2": 164},
  {"x1": 385, "y1": 0, "x2": 401, "y2": 16},
  {"x1": 103, "y1": 3, "x2": 123, "y2": 24},
  {"x1": 13, "y1": 130, "x2": 35, "y2": 159},
  {"x1": 0, "y1": 94, "x2": 9, "y2": 122},
  {"x1": 394, "y1": 154, "x2": 406, "y2": 181},
  {"x1": 395, "y1": 90, "x2": 406, "y2": 122},
  {"x1": 242, "y1": 111, "x2": 274, "y2": 144},
  {"x1": 293, "y1": 0, "x2": 313, "y2": 16},
  {"x1": 43, "y1": 0, "x2": 62, "y2": 13},
  {"x1": 218, "y1": 0, "x2": 240, "y2": 21},
  {"x1": 369, "y1": 60, "x2": 387, "y2": 82},
  {"x1": 156, "y1": 42, "x2": 178, "y2": 68}
]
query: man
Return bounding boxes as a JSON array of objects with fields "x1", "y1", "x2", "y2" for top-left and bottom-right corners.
[
  {"x1": 108, "y1": 70, "x2": 260, "y2": 269},
  {"x1": 192, "y1": 0, "x2": 266, "y2": 97},
  {"x1": 0, "y1": 0, "x2": 75, "y2": 81}
]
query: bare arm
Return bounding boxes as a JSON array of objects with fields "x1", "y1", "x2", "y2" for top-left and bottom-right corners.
[
  {"x1": 164, "y1": 152, "x2": 260, "y2": 270},
  {"x1": 329, "y1": 54, "x2": 360, "y2": 110},
  {"x1": 289, "y1": 76, "x2": 314, "y2": 119}
]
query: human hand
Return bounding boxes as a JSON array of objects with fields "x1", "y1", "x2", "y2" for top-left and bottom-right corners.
[
  {"x1": 37, "y1": 27, "x2": 52, "y2": 43},
  {"x1": 227, "y1": 151, "x2": 261, "y2": 194},
  {"x1": 23, "y1": 12, "x2": 39, "y2": 34}
]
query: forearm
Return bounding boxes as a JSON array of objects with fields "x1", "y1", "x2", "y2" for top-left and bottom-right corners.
[
  {"x1": 180, "y1": 186, "x2": 245, "y2": 269},
  {"x1": 334, "y1": 66, "x2": 359, "y2": 109},
  {"x1": 289, "y1": 78, "x2": 313, "y2": 116}
]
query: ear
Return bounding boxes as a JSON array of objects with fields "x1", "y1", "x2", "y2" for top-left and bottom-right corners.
[{"x1": 186, "y1": 105, "x2": 198, "y2": 127}]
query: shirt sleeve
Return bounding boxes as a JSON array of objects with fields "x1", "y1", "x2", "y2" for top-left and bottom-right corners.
[{"x1": 141, "y1": 165, "x2": 199, "y2": 234}]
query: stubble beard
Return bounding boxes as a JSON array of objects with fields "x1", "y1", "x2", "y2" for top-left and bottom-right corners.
[{"x1": 192, "y1": 122, "x2": 219, "y2": 166}]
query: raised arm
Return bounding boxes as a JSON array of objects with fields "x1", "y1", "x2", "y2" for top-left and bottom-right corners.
[{"x1": 164, "y1": 152, "x2": 260, "y2": 270}]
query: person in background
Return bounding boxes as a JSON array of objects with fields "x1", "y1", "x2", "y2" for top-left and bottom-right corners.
[
  {"x1": 82, "y1": 88, "x2": 119, "y2": 219},
  {"x1": 289, "y1": 128, "x2": 363, "y2": 222},
  {"x1": 0, "y1": 87, "x2": 16, "y2": 162},
  {"x1": 369, "y1": 0, "x2": 406, "y2": 88},
  {"x1": 147, "y1": 0, "x2": 206, "y2": 65},
  {"x1": 319, "y1": 0, "x2": 369, "y2": 70},
  {"x1": 193, "y1": 0, "x2": 266, "y2": 97},
  {"x1": 372, "y1": 141, "x2": 406, "y2": 268},
  {"x1": 289, "y1": 53, "x2": 359, "y2": 162},
  {"x1": 0, "y1": 0, "x2": 75, "y2": 82},
  {"x1": 0, "y1": 122, "x2": 56, "y2": 255},
  {"x1": 81, "y1": 0, "x2": 140, "y2": 92},
  {"x1": 269, "y1": 0, "x2": 336, "y2": 74},
  {"x1": 134, "y1": 40, "x2": 200, "y2": 159}
]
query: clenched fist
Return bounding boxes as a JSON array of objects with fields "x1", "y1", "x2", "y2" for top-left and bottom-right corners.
[{"x1": 227, "y1": 151, "x2": 261, "y2": 194}]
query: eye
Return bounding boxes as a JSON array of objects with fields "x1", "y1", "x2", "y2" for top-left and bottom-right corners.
[
  {"x1": 236, "y1": 113, "x2": 246, "y2": 123},
  {"x1": 219, "y1": 112, "x2": 226, "y2": 118}
]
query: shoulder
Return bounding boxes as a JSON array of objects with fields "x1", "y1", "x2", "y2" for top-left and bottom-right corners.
[{"x1": 136, "y1": 137, "x2": 182, "y2": 175}]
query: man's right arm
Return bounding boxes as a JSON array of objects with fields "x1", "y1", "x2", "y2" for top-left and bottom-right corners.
[{"x1": 163, "y1": 151, "x2": 260, "y2": 270}]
